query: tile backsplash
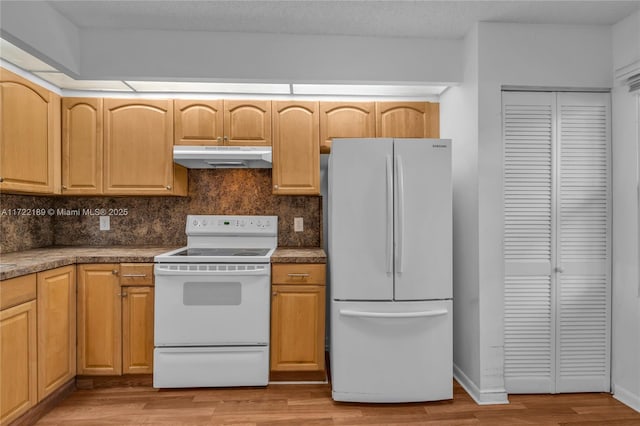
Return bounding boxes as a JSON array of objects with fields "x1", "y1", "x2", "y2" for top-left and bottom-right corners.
[
  {"x1": 0, "y1": 194, "x2": 56, "y2": 253},
  {"x1": 1, "y1": 169, "x2": 321, "y2": 254}
]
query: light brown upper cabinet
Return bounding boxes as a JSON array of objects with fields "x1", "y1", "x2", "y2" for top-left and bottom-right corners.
[
  {"x1": 175, "y1": 100, "x2": 271, "y2": 146},
  {"x1": 63, "y1": 98, "x2": 186, "y2": 196},
  {"x1": 375, "y1": 101, "x2": 440, "y2": 138},
  {"x1": 62, "y1": 98, "x2": 103, "y2": 194},
  {"x1": 272, "y1": 101, "x2": 320, "y2": 195},
  {"x1": 103, "y1": 99, "x2": 187, "y2": 195},
  {"x1": 0, "y1": 68, "x2": 60, "y2": 194},
  {"x1": 319, "y1": 102, "x2": 375, "y2": 154},
  {"x1": 174, "y1": 100, "x2": 223, "y2": 145}
]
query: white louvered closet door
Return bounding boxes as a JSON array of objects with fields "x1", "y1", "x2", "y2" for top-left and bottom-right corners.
[
  {"x1": 503, "y1": 92, "x2": 556, "y2": 393},
  {"x1": 503, "y1": 91, "x2": 611, "y2": 394},
  {"x1": 555, "y1": 92, "x2": 611, "y2": 392}
]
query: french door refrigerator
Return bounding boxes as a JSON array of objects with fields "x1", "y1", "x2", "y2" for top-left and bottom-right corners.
[{"x1": 328, "y1": 138, "x2": 452, "y2": 403}]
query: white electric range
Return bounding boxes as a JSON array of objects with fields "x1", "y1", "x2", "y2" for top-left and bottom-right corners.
[{"x1": 153, "y1": 215, "x2": 277, "y2": 388}]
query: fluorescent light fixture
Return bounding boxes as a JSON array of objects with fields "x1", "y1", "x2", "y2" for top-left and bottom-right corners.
[
  {"x1": 33, "y1": 72, "x2": 133, "y2": 91},
  {"x1": 125, "y1": 80, "x2": 291, "y2": 94},
  {"x1": 292, "y1": 84, "x2": 448, "y2": 96},
  {"x1": 0, "y1": 39, "x2": 57, "y2": 72}
]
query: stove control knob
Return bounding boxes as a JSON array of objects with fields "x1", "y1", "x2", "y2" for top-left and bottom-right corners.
[
  {"x1": 192, "y1": 219, "x2": 198, "y2": 227},
  {"x1": 202, "y1": 220, "x2": 207, "y2": 226}
]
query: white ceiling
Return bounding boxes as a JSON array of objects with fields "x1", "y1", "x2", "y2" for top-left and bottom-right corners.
[{"x1": 48, "y1": 0, "x2": 640, "y2": 39}]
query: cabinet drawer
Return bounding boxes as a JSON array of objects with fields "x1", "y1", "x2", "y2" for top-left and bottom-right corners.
[
  {"x1": 120, "y1": 264, "x2": 154, "y2": 286},
  {"x1": 271, "y1": 264, "x2": 325, "y2": 285},
  {"x1": 1, "y1": 273, "x2": 37, "y2": 310}
]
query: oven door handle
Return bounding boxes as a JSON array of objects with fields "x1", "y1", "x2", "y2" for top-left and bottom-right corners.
[{"x1": 154, "y1": 266, "x2": 269, "y2": 276}]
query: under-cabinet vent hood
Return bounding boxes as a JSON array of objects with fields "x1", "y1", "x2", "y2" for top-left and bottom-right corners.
[{"x1": 173, "y1": 146, "x2": 272, "y2": 169}]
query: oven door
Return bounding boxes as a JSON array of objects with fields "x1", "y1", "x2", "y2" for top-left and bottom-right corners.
[{"x1": 154, "y1": 263, "x2": 270, "y2": 346}]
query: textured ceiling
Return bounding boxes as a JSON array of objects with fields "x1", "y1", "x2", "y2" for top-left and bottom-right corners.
[{"x1": 47, "y1": 0, "x2": 640, "y2": 39}]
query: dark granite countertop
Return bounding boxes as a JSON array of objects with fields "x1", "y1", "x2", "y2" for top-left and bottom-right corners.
[
  {"x1": 0, "y1": 246, "x2": 178, "y2": 280},
  {"x1": 1, "y1": 246, "x2": 327, "y2": 280},
  {"x1": 271, "y1": 247, "x2": 327, "y2": 264}
]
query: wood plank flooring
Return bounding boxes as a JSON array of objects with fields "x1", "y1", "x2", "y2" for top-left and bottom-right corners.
[{"x1": 35, "y1": 381, "x2": 640, "y2": 425}]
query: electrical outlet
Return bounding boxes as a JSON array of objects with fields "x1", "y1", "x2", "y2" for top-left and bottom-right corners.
[
  {"x1": 294, "y1": 217, "x2": 304, "y2": 232},
  {"x1": 99, "y1": 215, "x2": 110, "y2": 231}
]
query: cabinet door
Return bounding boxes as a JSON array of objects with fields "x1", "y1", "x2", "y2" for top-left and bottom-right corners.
[
  {"x1": 223, "y1": 100, "x2": 272, "y2": 146},
  {"x1": 174, "y1": 99, "x2": 223, "y2": 145},
  {"x1": 104, "y1": 99, "x2": 174, "y2": 194},
  {"x1": 62, "y1": 98, "x2": 103, "y2": 194},
  {"x1": 319, "y1": 102, "x2": 375, "y2": 153},
  {"x1": 0, "y1": 300, "x2": 37, "y2": 424},
  {"x1": 37, "y1": 266, "x2": 76, "y2": 400},
  {"x1": 0, "y1": 68, "x2": 59, "y2": 194},
  {"x1": 270, "y1": 284, "x2": 325, "y2": 376},
  {"x1": 375, "y1": 102, "x2": 439, "y2": 138},
  {"x1": 272, "y1": 101, "x2": 320, "y2": 195},
  {"x1": 122, "y1": 286, "x2": 154, "y2": 374},
  {"x1": 77, "y1": 264, "x2": 122, "y2": 375}
]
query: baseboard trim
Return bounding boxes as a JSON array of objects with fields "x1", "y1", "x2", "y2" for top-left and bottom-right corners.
[
  {"x1": 9, "y1": 379, "x2": 75, "y2": 426},
  {"x1": 453, "y1": 363, "x2": 509, "y2": 405},
  {"x1": 76, "y1": 374, "x2": 153, "y2": 390},
  {"x1": 269, "y1": 370, "x2": 327, "y2": 382},
  {"x1": 613, "y1": 383, "x2": 640, "y2": 413}
]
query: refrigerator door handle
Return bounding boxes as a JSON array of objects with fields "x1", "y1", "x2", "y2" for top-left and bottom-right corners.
[
  {"x1": 339, "y1": 309, "x2": 448, "y2": 319},
  {"x1": 395, "y1": 154, "x2": 405, "y2": 274},
  {"x1": 386, "y1": 155, "x2": 393, "y2": 274}
]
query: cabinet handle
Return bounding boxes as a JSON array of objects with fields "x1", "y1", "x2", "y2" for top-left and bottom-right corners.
[
  {"x1": 274, "y1": 185, "x2": 279, "y2": 190},
  {"x1": 272, "y1": 292, "x2": 278, "y2": 296},
  {"x1": 166, "y1": 185, "x2": 172, "y2": 190},
  {"x1": 223, "y1": 136, "x2": 229, "y2": 142},
  {"x1": 118, "y1": 292, "x2": 128, "y2": 297},
  {"x1": 62, "y1": 185, "x2": 67, "y2": 189},
  {"x1": 0, "y1": 177, "x2": 3, "y2": 183},
  {"x1": 112, "y1": 269, "x2": 119, "y2": 275},
  {"x1": 287, "y1": 273, "x2": 310, "y2": 278},
  {"x1": 216, "y1": 136, "x2": 223, "y2": 143}
]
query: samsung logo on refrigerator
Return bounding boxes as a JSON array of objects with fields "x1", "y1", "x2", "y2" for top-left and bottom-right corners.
[{"x1": 432, "y1": 144, "x2": 447, "y2": 148}]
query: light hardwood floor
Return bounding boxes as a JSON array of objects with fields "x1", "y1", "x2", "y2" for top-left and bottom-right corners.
[{"x1": 34, "y1": 381, "x2": 640, "y2": 425}]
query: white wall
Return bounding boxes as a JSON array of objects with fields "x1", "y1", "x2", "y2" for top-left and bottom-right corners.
[
  {"x1": 0, "y1": 1, "x2": 80, "y2": 75},
  {"x1": 611, "y1": 11, "x2": 640, "y2": 413},
  {"x1": 476, "y1": 22, "x2": 612, "y2": 402},
  {"x1": 440, "y1": 24, "x2": 481, "y2": 397},
  {"x1": 446, "y1": 22, "x2": 613, "y2": 404},
  {"x1": 0, "y1": 2, "x2": 463, "y2": 85},
  {"x1": 77, "y1": 29, "x2": 463, "y2": 83}
]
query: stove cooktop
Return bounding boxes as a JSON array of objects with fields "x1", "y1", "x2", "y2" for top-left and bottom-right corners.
[{"x1": 172, "y1": 248, "x2": 272, "y2": 257}]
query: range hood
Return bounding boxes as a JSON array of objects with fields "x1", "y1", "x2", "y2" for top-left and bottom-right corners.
[{"x1": 173, "y1": 146, "x2": 272, "y2": 169}]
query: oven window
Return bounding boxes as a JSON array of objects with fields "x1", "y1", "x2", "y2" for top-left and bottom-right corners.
[{"x1": 183, "y1": 282, "x2": 241, "y2": 305}]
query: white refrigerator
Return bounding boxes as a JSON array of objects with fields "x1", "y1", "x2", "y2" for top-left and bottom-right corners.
[{"x1": 328, "y1": 138, "x2": 452, "y2": 403}]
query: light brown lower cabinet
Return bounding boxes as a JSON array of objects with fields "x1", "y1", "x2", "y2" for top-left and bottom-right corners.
[
  {"x1": 1, "y1": 267, "x2": 76, "y2": 424},
  {"x1": 37, "y1": 265, "x2": 76, "y2": 400},
  {"x1": 77, "y1": 264, "x2": 122, "y2": 375},
  {"x1": 270, "y1": 264, "x2": 326, "y2": 380},
  {"x1": 0, "y1": 299, "x2": 37, "y2": 424},
  {"x1": 77, "y1": 263, "x2": 154, "y2": 376},
  {"x1": 122, "y1": 286, "x2": 154, "y2": 374}
]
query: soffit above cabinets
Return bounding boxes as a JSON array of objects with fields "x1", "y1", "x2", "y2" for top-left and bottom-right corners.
[{"x1": 0, "y1": 38, "x2": 449, "y2": 99}]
